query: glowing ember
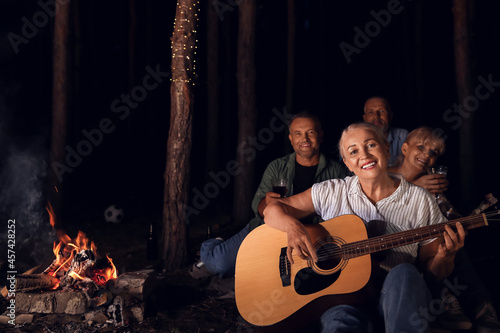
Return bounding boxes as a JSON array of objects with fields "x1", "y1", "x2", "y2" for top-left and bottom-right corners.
[
  {"x1": 87, "y1": 256, "x2": 119, "y2": 286},
  {"x1": 69, "y1": 271, "x2": 85, "y2": 280}
]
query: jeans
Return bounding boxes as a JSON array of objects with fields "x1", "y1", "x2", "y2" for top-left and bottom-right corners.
[
  {"x1": 447, "y1": 248, "x2": 491, "y2": 315},
  {"x1": 199, "y1": 224, "x2": 250, "y2": 278},
  {"x1": 321, "y1": 263, "x2": 432, "y2": 333}
]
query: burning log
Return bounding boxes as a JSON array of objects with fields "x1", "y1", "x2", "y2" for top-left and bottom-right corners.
[
  {"x1": 59, "y1": 249, "x2": 96, "y2": 289},
  {"x1": 14, "y1": 274, "x2": 60, "y2": 292},
  {"x1": 1, "y1": 265, "x2": 44, "y2": 298},
  {"x1": 43, "y1": 233, "x2": 73, "y2": 279}
]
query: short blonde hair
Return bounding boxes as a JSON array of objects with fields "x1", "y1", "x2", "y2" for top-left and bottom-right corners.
[
  {"x1": 338, "y1": 122, "x2": 389, "y2": 160},
  {"x1": 405, "y1": 127, "x2": 445, "y2": 154},
  {"x1": 394, "y1": 126, "x2": 446, "y2": 166}
]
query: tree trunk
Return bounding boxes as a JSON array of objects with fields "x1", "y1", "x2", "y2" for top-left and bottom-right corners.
[
  {"x1": 452, "y1": 0, "x2": 475, "y2": 209},
  {"x1": 49, "y1": 0, "x2": 70, "y2": 227},
  {"x1": 233, "y1": 0, "x2": 257, "y2": 227},
  {"x1": 161, "y1": 0, "x2": 198, "y2": 271},
  {"x1": 205, "y1": 1, "x2": 219, "y2": 174}
]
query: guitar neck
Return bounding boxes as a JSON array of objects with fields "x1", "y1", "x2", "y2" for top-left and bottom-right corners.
[{"x1": 343, "y1": 213, "x2": 490, "y2": 259}]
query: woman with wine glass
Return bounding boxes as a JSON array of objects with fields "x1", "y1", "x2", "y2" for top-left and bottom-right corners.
[
  {"x1": 389, "y1": 126, "x2": 500, "y2": 332},
  {"x1": 263, "y1": 122, "x2": 465, "y2": 333}
]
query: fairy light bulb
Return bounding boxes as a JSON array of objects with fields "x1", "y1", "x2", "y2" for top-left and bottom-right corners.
[{"x1": 171, "y1": 1, "x2": 199, "y2": 85}]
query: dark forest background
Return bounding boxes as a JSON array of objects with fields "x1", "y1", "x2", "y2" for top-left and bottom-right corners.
[{"x1": 1, "y1": 0, "x2": 500, "y2": 271}]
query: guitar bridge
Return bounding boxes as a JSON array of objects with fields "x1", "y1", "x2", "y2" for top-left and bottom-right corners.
[{"x1": 279, "y1": 247, "x2": 291, "y2": 287}]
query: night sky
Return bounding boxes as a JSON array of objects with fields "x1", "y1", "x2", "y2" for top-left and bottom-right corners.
[{"x1": 1, "y1": 0, "x2": 500, "y2": 251}]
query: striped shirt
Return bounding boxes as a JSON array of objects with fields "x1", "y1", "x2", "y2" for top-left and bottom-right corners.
[{"x1": 311, "y1": 174, "x2": 446, "y2": 271}]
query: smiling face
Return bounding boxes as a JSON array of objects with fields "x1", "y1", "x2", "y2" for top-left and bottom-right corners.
[
  {"x1": 340, "y1": 124, "x2": 390, "y2": 179},
  {"x1": 401, "y1": 139, "x2": 442, "y2": 173},
  {"x1": 363, "y1": 97, "x2": 392, "y2": 135},
  {"x1": 288, "y1": 117, "x2": 323, "y2": 165},
  {"x1": 399, "y1": 127, "x2": 445, "y2": 174}
]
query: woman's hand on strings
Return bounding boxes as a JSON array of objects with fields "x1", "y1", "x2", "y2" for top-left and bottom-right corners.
[{"x1": 286, "y1": 222, "x2": 318, "y2": 265}]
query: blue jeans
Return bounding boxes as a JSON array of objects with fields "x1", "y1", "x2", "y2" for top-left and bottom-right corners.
[
  {"x1": 200, "y1": 224, "x2": 250, "y2": 278},
  {"x1": 321, "y1": 263, "x2": 432, "y2": 333},
  {"x1": 447, "y1": 248, "x2": 491, "y2": 315}
]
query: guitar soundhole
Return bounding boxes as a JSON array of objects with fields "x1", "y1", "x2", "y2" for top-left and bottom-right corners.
[
  {"x1": 294, "y1": 238, "x2": 344, "y2": 295},
  {"x1": 316, "y1": 243, "x2": 342, "y2": 270}
]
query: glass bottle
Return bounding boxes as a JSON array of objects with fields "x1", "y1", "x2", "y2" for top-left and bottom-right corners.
[
  {"x1": 435, "y1": 192, "x2": 462, "y2": 220},
  {"x1": 147, "y1": 223, "x2": 158, "y2": 260}
]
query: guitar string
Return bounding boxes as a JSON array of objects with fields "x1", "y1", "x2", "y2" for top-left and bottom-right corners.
[
  {"x1": 338, "y1": 215, "x2": 485, "y2": 259},
  {"x1": 293, "y1": 212, "x2": 498, "y2": 261},
  {"x1": 291, "y1": 211, "x2": 498, "y2": 262}
]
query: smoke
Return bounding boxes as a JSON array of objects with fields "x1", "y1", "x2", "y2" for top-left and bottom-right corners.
[{"x1": 0, "y1": 106, "x2": 54, "y2": 273}]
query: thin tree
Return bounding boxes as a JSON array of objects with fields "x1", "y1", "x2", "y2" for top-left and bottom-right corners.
[
  {"x1": 49, "y1": 0, "x2": 70, "y2": 228},
  {"x1": 161, "y1": 0, "x2": 199, "y2": 271},
  {"x1": 452, "y1": 0, "x2": 475, "y2": 208},
  {"x1": 233, "y1": 0, "x2": 257, "y2": 227}
]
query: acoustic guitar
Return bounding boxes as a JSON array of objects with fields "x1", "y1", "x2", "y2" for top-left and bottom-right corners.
[{"x1": 235, "y1": 212, "x2": 499, "y2": 327}]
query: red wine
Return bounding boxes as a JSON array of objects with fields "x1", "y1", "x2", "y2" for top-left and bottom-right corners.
[{"x1": 272, "y1": 186, "x2": 287, "y2": 198}]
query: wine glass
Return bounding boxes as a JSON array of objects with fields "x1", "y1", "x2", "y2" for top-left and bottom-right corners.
[
  {"x1": 428, "y1": 165, "x2": 448, "y2": 177},
  {"x1": 271, "y1": 178, "x2": 288, "y2": 198}
]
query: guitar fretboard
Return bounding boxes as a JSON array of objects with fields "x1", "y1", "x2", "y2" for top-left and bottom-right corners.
[{"x1": 342, "y1": 214, "x2": 488, "y2": 259}]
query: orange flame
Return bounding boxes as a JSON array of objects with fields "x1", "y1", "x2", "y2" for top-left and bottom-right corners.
[
  {"x1": 70, "y1": 231, "x2": 97, "y2": 253},
  {"x1": 46, "y1": 202, "x2": 56, "y2": 229},
  {"x1": 45, "y1": 202, "x2": 118, "y2": 287},
  {"x1": 106, "y1": 255, "x2": 118, "y2": 280},
  {"x1": 69, "y1": 271, "x2": 85, "y2": 281}
]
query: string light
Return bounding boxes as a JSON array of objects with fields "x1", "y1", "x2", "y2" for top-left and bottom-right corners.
[{"x1": 171, "y1": 1, "x2": 199, "y2": 85}]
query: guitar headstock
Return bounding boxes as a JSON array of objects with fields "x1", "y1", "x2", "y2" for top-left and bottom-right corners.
[{"x1": 470, "y1": 193, "x2": 498, "y2": 215}]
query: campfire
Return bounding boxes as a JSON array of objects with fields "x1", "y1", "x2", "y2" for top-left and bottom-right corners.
[
  {"x1": 24, "y1": 203, "x2": 119, "y2": 293},
  {"x1": 42, "y1": 230, "x2": 117, "y2": 291},
  {"x1": 0, "y1": 204, "x2": 159, "y2": 327}
]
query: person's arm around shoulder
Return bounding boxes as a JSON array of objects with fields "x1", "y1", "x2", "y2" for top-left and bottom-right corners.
[{"x1": 263, "y1": 188, "x2": 318, "y2": 265}]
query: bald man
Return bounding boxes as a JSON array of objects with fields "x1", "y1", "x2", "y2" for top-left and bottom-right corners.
[{"x1": 363, "y1": 96, "x2": 408, "y2": 166}]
